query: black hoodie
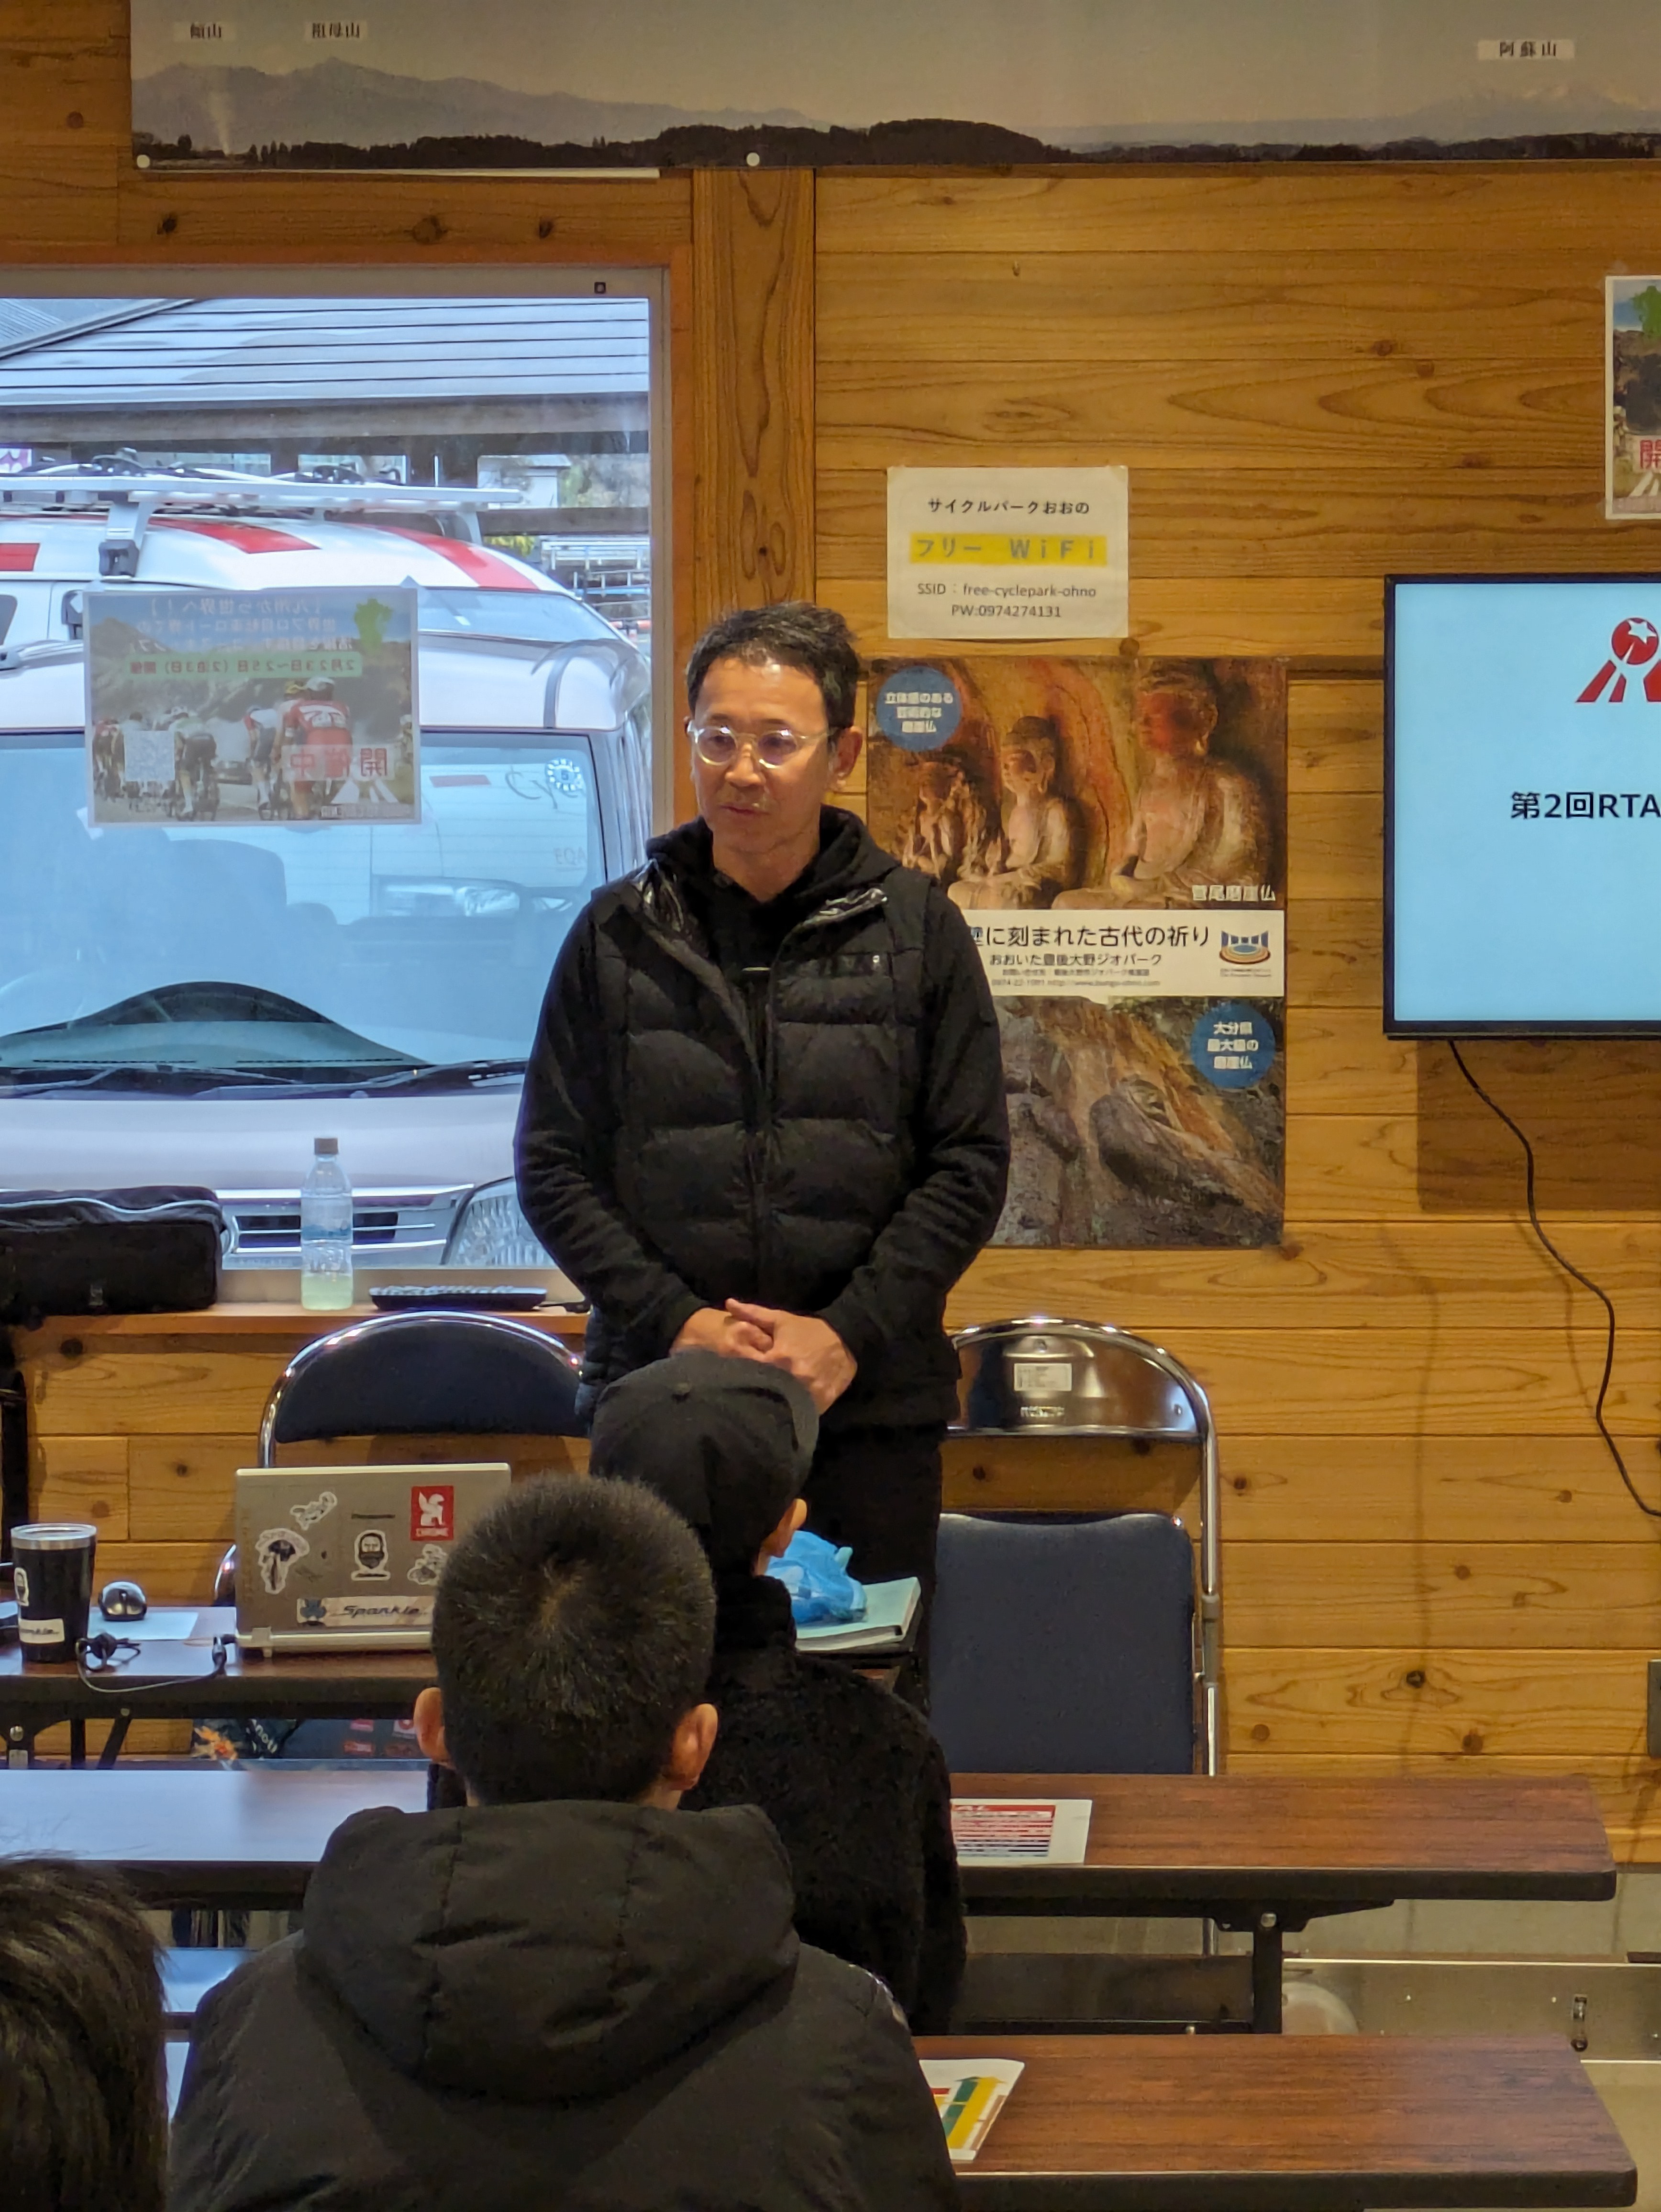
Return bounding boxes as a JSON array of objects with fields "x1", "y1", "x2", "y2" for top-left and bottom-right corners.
[
  {"x1": 515, "y1": 807, "x2": 1009, "y2": 1429},
  {"x1": 169, "y1": 1798, "x2": 958, "y2": 2212}
]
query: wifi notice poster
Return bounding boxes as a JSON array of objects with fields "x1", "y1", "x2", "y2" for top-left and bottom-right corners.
[{"x1": 864, "y1": 654, "x2": 1287, "y2": 1250}]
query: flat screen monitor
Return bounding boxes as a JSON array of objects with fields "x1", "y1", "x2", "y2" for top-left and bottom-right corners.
[{"x1": 1387, "y1": 575, "x2": 1661, "y2": 1035}]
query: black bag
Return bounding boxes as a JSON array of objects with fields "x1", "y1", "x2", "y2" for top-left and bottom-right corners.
[{"x1": 0, "y1": 1187, "x2": 225, "y2": 1327}]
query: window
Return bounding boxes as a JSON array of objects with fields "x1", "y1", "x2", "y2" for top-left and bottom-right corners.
[{"x1": 0, "y1": 279, "x2": 667, "y2": 1268}]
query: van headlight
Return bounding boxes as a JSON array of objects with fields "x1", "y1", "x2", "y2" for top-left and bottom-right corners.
[{"x1": 444, "y1": 1179, "x2": 554, "y2": 1268}]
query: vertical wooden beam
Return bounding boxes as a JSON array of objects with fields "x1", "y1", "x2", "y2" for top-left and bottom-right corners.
[{"x1": 691, "y1": 168, "x2": 816, "y2": 630}]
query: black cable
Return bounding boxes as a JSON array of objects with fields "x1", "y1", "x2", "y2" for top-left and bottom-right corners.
[
  {"x1": 1447, "y1": 1041, "x2": 1661, "y2": 1521},
  {"x1": 73, "y1": 1634, "x2": 230, "y2": 1696}
]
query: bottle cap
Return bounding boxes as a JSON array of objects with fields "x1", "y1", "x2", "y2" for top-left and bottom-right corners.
[{"x1": 314, "y1": 1136, "x2": 339, "y2": 1156}]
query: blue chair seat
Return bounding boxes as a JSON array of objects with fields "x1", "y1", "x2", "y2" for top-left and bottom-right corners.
[{"x1": 930, "y1": 1511, "x2": 1196, "y2": 1775}]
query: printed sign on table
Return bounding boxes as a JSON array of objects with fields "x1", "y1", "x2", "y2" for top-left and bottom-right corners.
[
  {"x1": 921, "y1": 2058, "x2": 1025, "y2": 2163},
  {"x1": 887, "y1": 468, "x2": 1129, "y2": 641},
  {"x1": 867, "y1": 653, "x2": 1287, "y2": 1249},
  {"x1": 86, "y1": 585, "x2": 418, "y2": 827},
  {"x1": 951, "y1": 1798, "x2": 1094, "y2": 1864}
]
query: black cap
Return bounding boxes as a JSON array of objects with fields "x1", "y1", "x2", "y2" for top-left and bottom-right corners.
[{"x1": 588, "y1": 1352, "x2": 819, "y2": 1575}]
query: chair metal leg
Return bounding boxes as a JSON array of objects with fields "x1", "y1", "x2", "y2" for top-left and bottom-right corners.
[{"x1": 1251, "y1": 1913, "x2": 1284, "y2": 2033}]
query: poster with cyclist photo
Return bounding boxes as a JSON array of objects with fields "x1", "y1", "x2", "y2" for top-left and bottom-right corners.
[{"x1": 86, "y1": 585, "x2": 420, "y2": 828}]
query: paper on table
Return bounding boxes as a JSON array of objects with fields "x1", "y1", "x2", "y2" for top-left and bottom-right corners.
[
  {"x1": 951, "y1": 1797, "x2": 1092, "y2": 1864},
  {"x1": 920, "y1": 2057, "x2": 1024, "y2": 2163},
  {"x1": 90, "y1": 1609, "x2": 202, "y2": 1644}
]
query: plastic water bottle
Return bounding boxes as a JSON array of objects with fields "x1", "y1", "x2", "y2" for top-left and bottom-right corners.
[{"x1": 300, "y1": 1136, "x2": 354, "y2": 1311}]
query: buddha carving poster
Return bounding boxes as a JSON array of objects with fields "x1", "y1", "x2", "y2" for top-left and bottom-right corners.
[{"x1": 865, "y1": 655, "x2": 1286, "y2": 1250}]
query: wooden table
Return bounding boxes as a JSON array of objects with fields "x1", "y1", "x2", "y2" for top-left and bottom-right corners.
[
  {"x1": 953, "y1": 1773, "x2": 1616, "y2": 2031},
  {"x1": 0, "y1": 1609, "x2": 436, "y2": 1768},
  {"x1": 0, "y1": 1767, "x2": 428, "y2": 1906},
  {"x1": 916, "y1": 2034, "x2": 1637, "y2": 2210}
]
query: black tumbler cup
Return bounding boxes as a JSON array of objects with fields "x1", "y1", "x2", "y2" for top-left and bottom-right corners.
[{"x1": 11, "y1": 1522, "x2": 98, "y2": 1662}]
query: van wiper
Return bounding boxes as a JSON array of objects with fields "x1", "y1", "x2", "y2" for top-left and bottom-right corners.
[
  {"x1": 0, "y1": 1062, "x2": 301, "y2": 1098},
  {"x1": 194, "y1": 1058, "x2": 529, "y2": 1100}
]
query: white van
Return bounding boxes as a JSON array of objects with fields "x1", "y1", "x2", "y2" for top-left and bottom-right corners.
[{"x1": 0, "y1": 471, "x2": 652, "y2": 1269}]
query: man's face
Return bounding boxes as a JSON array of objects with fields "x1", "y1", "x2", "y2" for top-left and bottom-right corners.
[
  {"x1": 1135, "y1": 687, "x2": 1215, "y2": 758},
  {"x1": 690, "y1": 655, "x2": 862, "y2": 868}
]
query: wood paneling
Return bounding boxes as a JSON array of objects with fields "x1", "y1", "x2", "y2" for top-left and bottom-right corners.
[
  {"x1": 817, "y1": 163, "x2": 1661, "y2": 1849},
  {"x1": 692, "y1": 168, "x2": 815, "y2": 621},
  {"x1": 29, "y1": 1435, "x2": 128, "y2": 1537},
  {"x1": 816, "y1": 166, "x2": 1661, "y2": 256},
  {"x1": 1225, "y1": 1650, "x2": 1649, "y2": 1760}
]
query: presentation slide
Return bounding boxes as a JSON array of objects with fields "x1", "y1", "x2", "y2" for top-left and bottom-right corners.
[{"x1": 1390, "y1": 578, "x2": 1661, "y2": 1031}]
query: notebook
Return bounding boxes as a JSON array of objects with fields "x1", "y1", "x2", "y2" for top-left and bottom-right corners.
[
  {"x1": 795, "y1": 1576, "x2": 921, "y2": 1655},
  {"x1": 233, "y1": 1463, "x2": 511, "y2": 1651}
]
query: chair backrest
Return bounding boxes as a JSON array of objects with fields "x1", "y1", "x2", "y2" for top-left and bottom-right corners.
[
  {"x1": 930, "y1": 1511, "x2": 1196, "y2": 1775},
  {"x1": 257, "y1": 1310, "x2": 583, "y2": 1463}
]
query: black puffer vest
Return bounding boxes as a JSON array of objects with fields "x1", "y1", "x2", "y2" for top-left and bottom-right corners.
[{"x1": 581, "y1": 820, "x2": 946, "y2": 1425}]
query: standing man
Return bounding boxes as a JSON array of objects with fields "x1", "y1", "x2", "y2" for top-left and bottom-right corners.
[{"x1": 516, "y1": 601, "x2": 1008, "y2": 1648}]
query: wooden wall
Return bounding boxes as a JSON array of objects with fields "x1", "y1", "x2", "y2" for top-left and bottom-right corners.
[
  {"x1": 819, "y1": 170, "x2": 1661, "y2": 1858},
  {"x1": 8, "y1": 7, "x2": 1661, "y2": 1847}
]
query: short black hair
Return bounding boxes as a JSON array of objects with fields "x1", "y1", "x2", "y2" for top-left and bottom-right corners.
[
  {"x1": 0, "y1": 1859, "x2": 166, "y2": 2212},
  {"x1": 433, "y1": 1474, "x2": 716, "y2": 1806},
  {"x1": 685, "y1": 601, "x2": 861, "y2": 733}
]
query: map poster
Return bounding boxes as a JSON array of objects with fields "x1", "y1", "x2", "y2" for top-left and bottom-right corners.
[
  {"x1": 866, "y1": 654, "x2": 1287, "y2": 1250},
  {"x1": 887, "y1": 467, "x2": 1129, "y2": 642},
  {"x1": 86, "y1": 586, "x2": 419, "y2": 828}
]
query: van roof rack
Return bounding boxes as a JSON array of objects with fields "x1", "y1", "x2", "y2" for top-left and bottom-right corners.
[{"x1": 0, "y1": 460, "x2": 525, "y2": 576}]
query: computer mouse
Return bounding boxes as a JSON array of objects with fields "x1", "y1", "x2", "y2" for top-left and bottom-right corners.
[{"x1": 99, "y1": 1579, "x2": 148, "y2": 1622}]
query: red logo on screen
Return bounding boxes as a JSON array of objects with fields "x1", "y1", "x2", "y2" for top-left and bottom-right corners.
[
  {"x1": 1579, "y1": 619, "x2": 1661, "y2": 702},
  {"x1": 411, "y1": 1485, "x2": 454, "y2": 1542}
]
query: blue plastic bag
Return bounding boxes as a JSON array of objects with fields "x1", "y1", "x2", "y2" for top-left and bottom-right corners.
[{"x1": 765, "y1": 1527, "x2": 869, "y2": 1626}]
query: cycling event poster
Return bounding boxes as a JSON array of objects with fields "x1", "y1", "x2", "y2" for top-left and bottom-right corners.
[
  {"x1": 86, "y1": 586, "x2": 420, "y2": 828},
  {"x1": 865, "y1": 653, "x2": 1286, "y2": 1250}
]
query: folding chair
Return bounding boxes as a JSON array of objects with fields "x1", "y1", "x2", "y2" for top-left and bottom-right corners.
[
  {"x1": 938, "y1": 1319, "x2": 1234, "y2": 2031},
  {"x1": 257, "y1": 1309, "x2": 584, "y2": 1463},
  {"x1": 937, "y1": 1316, "x2": 1221, "y2": 1776}
]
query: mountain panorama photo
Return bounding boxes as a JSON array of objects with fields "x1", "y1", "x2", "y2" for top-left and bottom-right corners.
[{"x1": 129, "y1": 0, "x2": 1661, "y2": 170}]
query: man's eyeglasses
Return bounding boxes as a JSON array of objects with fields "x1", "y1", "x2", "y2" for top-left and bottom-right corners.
[{"x1": 687, "y1": 721, "x2": 835, "y2": 770}]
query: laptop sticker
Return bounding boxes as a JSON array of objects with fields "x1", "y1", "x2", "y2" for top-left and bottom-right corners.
[
  {"x1": 406, "y1": 1543, "x2": 448, "y2": 1587},
  {"x1": 411, "y1": 1485, "x2": 454, "y2": 1542},
  {"x1": 290, "y1": 1490, "x2": 338, "y2": 1531},
  {"x1": 255, "y1": 1527, "x2": 310, "y2": 1594},
  {"x1": 351, "y1": 1528, "x2": 391, "y2": 1581},
  {"x1": 294, "y1": 1593, "x2": 434, "y2": 1629}
]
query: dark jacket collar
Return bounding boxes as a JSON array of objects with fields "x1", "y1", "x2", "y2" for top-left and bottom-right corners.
[
  {"x1": 713, "y1": 1570, "x2": 799, "y2": 1657},
  {"x1": 647, "y1": 807, "x2": 897, "y2": 911},
  {"x1": 302, "y1": 1798, "x2": 796, "y2": 2104}
]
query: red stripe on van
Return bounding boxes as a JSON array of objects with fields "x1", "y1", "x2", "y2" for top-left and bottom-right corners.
[
  {"x1": 0, "y1": 543, "x2": 39, "y2": 571},
  {"x1": 154, "y1": 518, "x2": 316, "y2": 554},
  {"x1": 378, "y1": 527, "x2": 539, "y2": 589}
]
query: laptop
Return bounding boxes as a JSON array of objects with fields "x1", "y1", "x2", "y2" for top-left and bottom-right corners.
[{"x1": 233, "y1": 1463, "x2": 512, "y2": 1652}]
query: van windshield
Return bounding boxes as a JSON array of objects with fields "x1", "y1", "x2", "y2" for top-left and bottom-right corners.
[{"x1": 0, "y1": 729, "x2": 602, "y2": 1090}]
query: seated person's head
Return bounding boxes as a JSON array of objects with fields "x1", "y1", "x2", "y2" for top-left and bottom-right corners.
[
  {"x1": 0, "y1": 1858, "x2": 166, "y2": 2212},
  {"x1": 588, "y1": 1350, "x2": 819, "y2": 1578},
  {"x1": 414, "y1": 1474, "x2": 718, "y2": 1810}
]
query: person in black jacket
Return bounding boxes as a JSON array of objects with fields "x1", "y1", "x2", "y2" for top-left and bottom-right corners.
[
  {"x1": 516, "y1": 599, "x2": 1010, "y2": 1645},
  {"x1": 590, "y1": 1349, "x2": 967, "y2": 2030},
  {"x1": 169, "y1": 1476, "x2": 956, "y2": 2212}
]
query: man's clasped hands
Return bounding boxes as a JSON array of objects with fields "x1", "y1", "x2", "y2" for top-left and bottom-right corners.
[{"x1": 671, "y1": 1300, "x2": 855, "y2": 1413}]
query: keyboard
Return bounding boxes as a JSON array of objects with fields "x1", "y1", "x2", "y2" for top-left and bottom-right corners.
[{"x1": 369, "y1": 1284, "x2": 557, "y2": 1314}]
